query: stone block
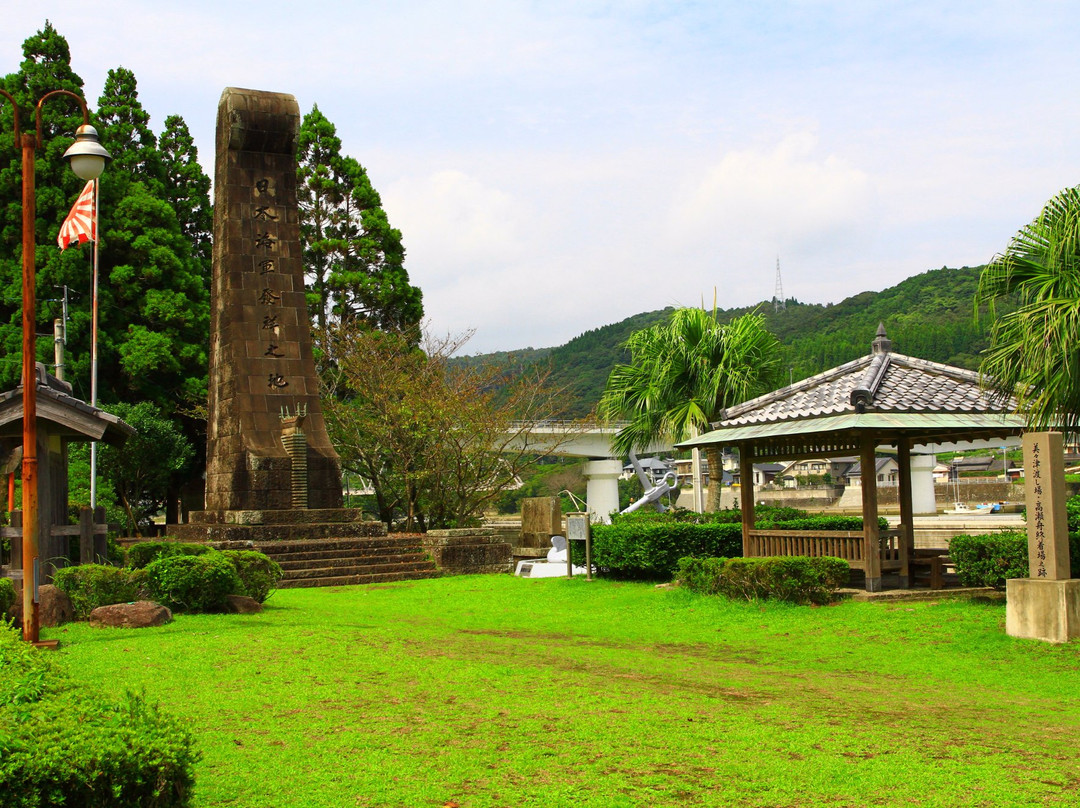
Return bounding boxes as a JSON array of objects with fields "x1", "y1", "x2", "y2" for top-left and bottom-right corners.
[
  {"x1": 1006, "y1": 578, "x2": 1080, "y2": 644},
  {"x1": 422, "y1": 532, "x2": 513, "y2": 575},
  {"x1": 89, "y1": 601, "x2": 172, "y2": 629},
  {"x1": 37, "y1": 585, "x2": 74, "y2": 628},
  {"x1": 226, "y1": 594, "x2": 262, "y2": 614}
]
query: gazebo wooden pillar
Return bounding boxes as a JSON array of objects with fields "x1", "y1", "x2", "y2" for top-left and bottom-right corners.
[
  {"x1": 739, "y1": 444, "x2": 755, "y2": 558},
  {"x1": 896, "y1": 439, "x2": 915, "y2": 588},
  {"x1": 859, "y1": 435, "x2": 882, "y2": 591}
]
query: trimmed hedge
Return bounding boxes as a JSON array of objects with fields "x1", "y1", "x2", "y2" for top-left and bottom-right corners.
[
  {"x1": 584, "y1": 512, "x2": 879, "y2": 579},
  {"x1": 677, "y1": 555, "x2": 850, "y2": 604},
  {"x1": 949, "y1": 530, "x2": 1080, "y2": 588},
  {"x1": 53, "y1": 564, "x2": 141, "y2": 620},
  {"x1": 220, "y1": 550, "x2": 283, "y2": 603},
  {"x1": 582, "y1": 521, "x2": 743, "y2": 579},
  {"x1": 143, "y1": 554, "x2": 242, "y2": 614},
  {"x1": 0, "y1": 623, "x2": 199, "y2": 806},
  {"x1": 949, "y1": 532, "x2": 1027, "y2": 590},
  {"x1": 126, "y1": 541, "x2": 214, "y2": 570}
]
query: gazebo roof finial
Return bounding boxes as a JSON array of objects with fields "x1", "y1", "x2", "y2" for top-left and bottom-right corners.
[{"x1": 872, "y1": 323, "x2": 892, "y2": 355}]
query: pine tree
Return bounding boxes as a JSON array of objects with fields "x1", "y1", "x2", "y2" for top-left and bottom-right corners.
[
  {"x1": 159, "y1": 114, "x2": 212, "y2": 271},
  {"x1": 297, "y1": 105, "x2": 422, "y2": 334},
  {"x1": 95, "y1": 66, "x2": 164, "y2": 194},
  {"x1": 0, "y1": 22, "x2": 93, "y2": 387}
]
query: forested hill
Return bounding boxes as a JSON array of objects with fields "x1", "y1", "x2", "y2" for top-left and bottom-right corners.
[{"x1": 455, "y1": 266, "x2": 1003, "y2": 418}]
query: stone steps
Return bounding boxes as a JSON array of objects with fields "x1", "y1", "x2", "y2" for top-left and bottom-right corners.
[
  {"x1": 279, "y1": 568, "x2": 442, "y2": 589},
  {"x1": 249, "y1": 536, "x2": 439, "y2": 589},
  {"x1": 274, "y1": 552, "x2": 430, "y2": 571},
  {"x1": 173, "y1": 521, "x2": 388, "y2": 544}
]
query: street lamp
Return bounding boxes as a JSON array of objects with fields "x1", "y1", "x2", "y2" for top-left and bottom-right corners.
[{"x1": 0, "y1": 89, "x2": 109, "y2": 644}]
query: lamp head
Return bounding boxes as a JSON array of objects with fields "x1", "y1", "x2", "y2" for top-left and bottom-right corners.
[{"x1": 63, "y1": 124, "x2": 111, "y2": 180}]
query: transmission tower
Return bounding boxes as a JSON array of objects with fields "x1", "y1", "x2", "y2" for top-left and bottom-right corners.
[{"x1": 772, "y1": 256, "x2": 786, "y2": 312}]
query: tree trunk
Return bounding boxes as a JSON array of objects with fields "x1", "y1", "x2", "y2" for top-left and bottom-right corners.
[
  {"x1": 165, "y1": 484, "x2": 179, "y2": 525},
  {"x1": 120, "y1": 493, "x2": 141, "y2": 538},
  {"x1": 705, "y1": 446, "x2": 724, "y2": 512}
]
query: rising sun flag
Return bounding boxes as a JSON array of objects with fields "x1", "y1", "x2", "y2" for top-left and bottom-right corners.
[{"x1": 57, "y1": 179, "x2": 96, "y2": 250}]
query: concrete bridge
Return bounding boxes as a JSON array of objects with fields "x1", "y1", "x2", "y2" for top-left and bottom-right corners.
[{"x1": 507, "y1": 421, "x2": 677, "y2": 522}]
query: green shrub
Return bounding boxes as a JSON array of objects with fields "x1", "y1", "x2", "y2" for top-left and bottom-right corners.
[
  {"x1": 583, "y1": 512, "x2": 877, "y2": 579},
  {"x1": 0, "y1": 624, "x2": 199, "y2": 807},
  {"x1": 949, "y1": 531, "x2": 1028, "y2": 589},
  {"x1": 220, "y1": 550, "x2": 283, "y2": 603},
  {"x1": 673, "y1": 556, "x2": 728, "y2": 595},
  {"x1": 143, "y1": 554, "x2": 242, "y2": 613},
  {"x1": 609, "y1": 505, "x2": 809, "y2": 526},
  {"x1": 126, "y1": 541, "x2": 213, "y2": 570},
  {"x1": 582, "y1": 521, "x2": 744, "y2": 579},
  {"x1": 52, "y1": 564, "x2": 140, "y2": 620},
  {"x1": 677, "y1": 555, "x2": 849, "y2": 604},
  {"x1": 0, "y1": 577, "x2": 15, "y2": 617}
]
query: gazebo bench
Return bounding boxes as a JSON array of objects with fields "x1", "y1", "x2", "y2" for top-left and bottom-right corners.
[{"x1": 909, "y1": 549, "x2": 958, "y2": 590}]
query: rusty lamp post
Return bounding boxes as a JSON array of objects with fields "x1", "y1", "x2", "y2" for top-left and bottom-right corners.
[{"x1": 0, "y1": 89, "x2": 109, "y2": 644}]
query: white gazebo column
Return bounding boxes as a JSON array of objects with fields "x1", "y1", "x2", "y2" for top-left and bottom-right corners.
[
  {"x1": 910, "y1": 454, "x2": 937, "y2": 516},
  {"x1": 583, "y1": 459, "x2": 623, "y2": 523}
]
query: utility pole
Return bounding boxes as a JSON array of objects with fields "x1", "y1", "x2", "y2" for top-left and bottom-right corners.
[{"x1": 49, "y1": 285, "x2": 68, "y2": 381}]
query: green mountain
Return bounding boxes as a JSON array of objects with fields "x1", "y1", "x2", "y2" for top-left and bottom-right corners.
[{"x1": 456, "y1": 266, "x2": 1004, "y2": 418}]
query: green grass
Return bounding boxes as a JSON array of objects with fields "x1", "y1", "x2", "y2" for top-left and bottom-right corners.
[{"x1": 45, "y1": 576, "x2": 1080, "y2": 807}]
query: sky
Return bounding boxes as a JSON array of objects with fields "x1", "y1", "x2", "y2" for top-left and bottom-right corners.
[{"x1": 5, "y1": 1, "x2": 1080, "y2": 355}]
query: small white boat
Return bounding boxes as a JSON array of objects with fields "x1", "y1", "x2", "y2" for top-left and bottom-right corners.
[{"x1": 944, "y1": 502, "x2": 994, "y2": 515}]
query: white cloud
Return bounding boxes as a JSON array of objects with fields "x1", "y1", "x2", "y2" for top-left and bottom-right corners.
[{"x1": 670, "y1": 133, "x2": 874, "y2": 248}]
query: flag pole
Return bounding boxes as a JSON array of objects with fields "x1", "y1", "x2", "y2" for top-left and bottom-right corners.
[{"x1": 89, "y1": 176, "x2": 99, "y2": 510}]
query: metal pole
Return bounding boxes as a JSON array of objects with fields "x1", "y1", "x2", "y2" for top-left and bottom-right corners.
[
  {"x1": 90, "y1": 177, "x2": 100, "y2": 510},
  {"x1": 20, "y1": 131, "x2": 40, "y2": 644},
  {"x1": 53, "y1": 320, "x2": 64, "y2": 381}
]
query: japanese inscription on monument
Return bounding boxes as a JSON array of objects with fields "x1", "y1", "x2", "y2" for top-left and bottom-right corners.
[
  {"x1": 203, "y1": 88, "x2": 342, "y2": 513},
  {"x1": 1022, "y1": 432, "x2": 1070, "y2": 580}
]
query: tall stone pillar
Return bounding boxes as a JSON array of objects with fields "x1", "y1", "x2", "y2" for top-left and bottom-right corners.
[{"x1": 203, "y1": 88, "x2": 341, "y2": 514}]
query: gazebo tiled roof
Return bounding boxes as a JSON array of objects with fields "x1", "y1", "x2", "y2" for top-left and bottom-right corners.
[
  {"x1": 678, "y1": 324, "x2": 1026, "y2": 458},
  {"x1": 675, "y1": 324, "x2": 1029, "y2": 593}
]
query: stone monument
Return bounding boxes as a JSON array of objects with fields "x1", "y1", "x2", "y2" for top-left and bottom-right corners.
[
  {"x1": 203, "y1": 88, "x2": 342, "y2": 515},
  {"x1": 1006, "y1": 432, "x2": 1080, "y2": 643},
  {"x1": 174, "y1": 88, "x2": 438, "y2": 589}
]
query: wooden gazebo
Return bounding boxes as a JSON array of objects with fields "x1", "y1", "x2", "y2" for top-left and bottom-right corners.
[{"x1": 678, "y1": 326, "x2": 1026, "y2": 591}]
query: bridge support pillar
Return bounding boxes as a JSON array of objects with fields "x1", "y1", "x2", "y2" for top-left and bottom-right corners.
[
  {"x1": 584, "y1": 459, "x2": 623, "y2": 524},
  {"x1": 910, "y1": 454, "x2": 937, "y2": 515}
]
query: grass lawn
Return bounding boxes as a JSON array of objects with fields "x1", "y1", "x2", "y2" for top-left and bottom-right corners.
[{"x1": 46, "y1": 576, "x2": 1080, "y2": 808}]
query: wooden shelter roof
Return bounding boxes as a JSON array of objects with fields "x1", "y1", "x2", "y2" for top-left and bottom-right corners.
[
  {"x1": 677, "y1": 325, "x2": 1025, "y2": 462},
  {"x1": 0, "y1": 363, "x2": 134, "y2": 445}
]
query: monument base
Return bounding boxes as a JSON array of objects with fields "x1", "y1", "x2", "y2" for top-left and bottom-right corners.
[
  {"x1": 170, "y1": 508, "x2": 383, "y2": 543},
  {"x1": 1006, "y1": 578, "x2": 1080, "y2": 644}
]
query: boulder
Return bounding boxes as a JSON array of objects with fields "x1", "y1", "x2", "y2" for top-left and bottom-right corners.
[
  {"x1": 5, "y1": 582, "x2": 74, "y2": 628},
  {"x1": 89, "y1": 601, "x2": 172, "y2": 629},
  {"x1": 226, "y1": 594, "x2": 262, "y2": 614},
  {"x1": 37, "y1": 584, "x2": 74, "y2": 627}
]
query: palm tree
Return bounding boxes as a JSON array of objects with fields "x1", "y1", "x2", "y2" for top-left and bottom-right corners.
[
  {"x1": 599, "y1": 307, "x2": 782, "y2": 510},
  {"x1": 976, "y1": 186, "x2": 1080, "y2": 437}
]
